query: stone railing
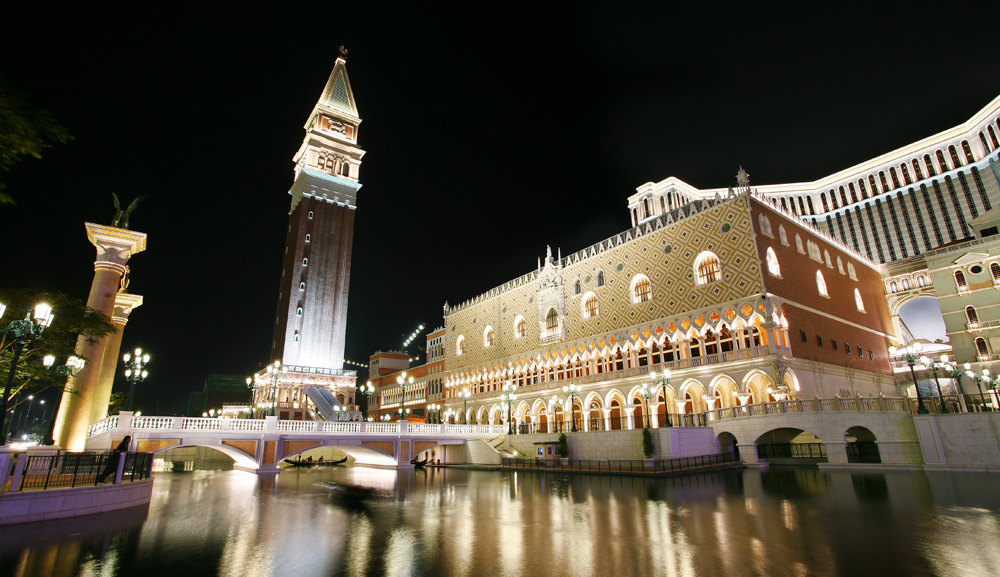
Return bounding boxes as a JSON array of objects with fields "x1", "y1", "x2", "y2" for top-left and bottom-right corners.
[
  {"x1": 968, "y1": 319, "x2": 1000, "y2": 332},
  {"x1": 86, "y1": 413, "x2": 508, "y2": 439},
  {"x1": 703, "y1": 396, "x2": 909, "y2": 423}
]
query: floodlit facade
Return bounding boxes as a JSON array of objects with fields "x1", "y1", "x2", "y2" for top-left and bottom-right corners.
[
  {"x1": 367, "y1": 327, "x2": 447, "y2": 422},
  {"x1": 440, "y1": 181, "x2": 896, "y2": 432}
]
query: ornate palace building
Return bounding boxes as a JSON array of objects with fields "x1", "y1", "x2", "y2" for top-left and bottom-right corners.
[
  {"x1": 250, "y1": 55, "x2": 364, "y2": 420},
  {"x1": 367, "y1": 95, "x2": 1000, "y2": 427}
]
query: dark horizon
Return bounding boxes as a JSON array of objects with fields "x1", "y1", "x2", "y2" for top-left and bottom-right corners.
[{"x1": 2, "y1": 4, "x2": 998, "y2": 415}]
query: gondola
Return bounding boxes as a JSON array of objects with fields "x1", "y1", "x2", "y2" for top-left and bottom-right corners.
[
  {"x1": 316, "y1": 456, "x2": 349, "y2": 466},
  {"x1": 283, "y1": 457, "x2": 316, "y2": 467},
  {"x1": 410, "y1": 456, "x2": 428, "y2": 468}
]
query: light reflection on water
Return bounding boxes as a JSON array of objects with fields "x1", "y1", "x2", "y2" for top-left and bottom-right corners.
[{"x1": 1, "y1": 467, "x2": 999, "y2": 577}]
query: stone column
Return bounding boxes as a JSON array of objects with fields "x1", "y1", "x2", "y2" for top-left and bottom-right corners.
[
  {"x1": 602, "y1": 408, "x2": 612, "y2": 431},
  {"x1": 650, "y1": 402, "x2": 661, "y2": 428},
  {"x1": 53, "y1": 224, "x2": 146, "y2": 450},
  {"x1": 624, "y1": 407, "x2": 636, "y2": 430},
  {"x1": 89, "y1": 293, "x2": 143, "y2": 424},
  {"x1": 582, "y1": 409, "x2": 591, "y2": 432}
]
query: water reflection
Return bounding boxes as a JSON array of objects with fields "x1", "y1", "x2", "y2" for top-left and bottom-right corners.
[{"x1": 1, "y1": 466, "x2": 999, "y2": 577}]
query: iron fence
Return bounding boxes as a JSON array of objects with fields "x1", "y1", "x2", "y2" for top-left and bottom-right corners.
[
  {"x1": 756, "y1": 443, "x2": 827, "y2": 459},
  {"x1": 501, "y1": 451, "x2": 738, "y2": 474},
  {"x1": 846, "y1": 441, "x2": 881, "y2": 463},
  {"x1": 18, "y1": 451, "x2": 153, "y2": 491}
]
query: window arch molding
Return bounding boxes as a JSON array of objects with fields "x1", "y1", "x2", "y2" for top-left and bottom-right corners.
[
  {"x1": 581, "y1": 292, "x2": 599, "y2": 319},
  {"x1": 631, "y1": 274, "x2": 653, "y2": 304},
  {"x1": 483, "y1": 326, "x2": 495, "y2": 347},
  {"x1": 513, "y1": 315, "x2": 527, "y2": 339},
  {"x1": 854, "y1": 289, "x2": 865, "y2": 312},
  {"x1": 456, "y1": 335, "x2": 466, "y2": 356},
  {"x1": 816, "y1": 270, "x2": 829, "y2": 297},
  {"x1": 693, "y1": 251, "x2": 722, "y2": 285}
]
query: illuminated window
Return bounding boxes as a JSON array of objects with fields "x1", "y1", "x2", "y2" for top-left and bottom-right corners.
[
  {"x1": 484, "y1": 326, "x2": 495, "y2": 347},
  {"x1": 582, "y1": 293, "x2": 599, "y2": 318},
  {"x1": 918, "y1": 274, "x2": 928, "y2": 287},
  {"x1": 912, "y1": 159, "x2": 924, "y2": 181},
  {"x1": 889, "y1": 281, "x2": 898, "y2": 293},
  {"x1": 837, "y1": 256, "x2": 845, "y2": 275},
  {"x1": 514, "y1": 316, "x2": 526, "y2": 339},
  {"x1": 296, "y1": 307, "x2": 303, "y2": 316},
  {"x1": 302, "y1": 258, "x2": 308, "y2": 266},
  {"x1": 632, "y1": 275, "x2": 652, "y2": 303},
  {"x1": 901, "y1": 278, "x2": 910, "y2": 290},
  {"x1": 305, "y1": 234, "x2": 311, "y2": 242},
  {"x1": 299, "y1": 282, "x2": 305, "y2": 290},
  {"x1": 937, "y1": 150, "x2": 950, "y2": 173},
  {"x1": 308, "y1": 211, "x2": 314, "y2": 219},
  {"x1": 924, "y1": 154, "x2": 937, "y2": 176},
  {"x1": 900, "y1": 164, "x2": 911, "y2": 185},
  {"x1": 949, "y1": 145, "x2": 963, "y2": 168},
  {"x1": 795, "y1": 234, "x2": 804, "y2": 254},
  {"x1": 544, "y1": 308, "x2": 559, "y2": 337},
  {"x1": 816, "y1": 271, "x2": 829, "y2": 297},
  {"x1": 456, "y1": 335, "x2": 466, "y2": 356},
  {"x1": 766, "y1": 247, "x2": 781, "y2": 276},
  {"x1": 847, "y1": 262, "x2": 857, "y2": 281},
  {"x1": 824, "y1": 249, "x2": 832, "y2": 268},
  {"x1": 695, "y1": 252, "x2": 722, "y2": 285},
  {"x1": 854, "y1": 289, "x2": 865, "y2": 312}
]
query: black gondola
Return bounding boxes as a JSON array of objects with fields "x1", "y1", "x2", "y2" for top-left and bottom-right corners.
[{"x1": 411, "y1": 456, "x2": 428, "y2": 468}]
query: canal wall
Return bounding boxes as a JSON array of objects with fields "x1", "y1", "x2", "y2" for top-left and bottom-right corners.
[
  {"x1": 504, "y1": 428, "x2": 718, "y2": 461},
  {"x1": 915, "y1": 413, "x2": 1000, "y2": 473},
  {"x1": 0, "y1": 479, "x2": 153, "y2": 525}
]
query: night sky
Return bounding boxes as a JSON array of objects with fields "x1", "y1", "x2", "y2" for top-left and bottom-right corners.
[{"x1": 2, "y1": 4, "x2": 998, "y2": 415}]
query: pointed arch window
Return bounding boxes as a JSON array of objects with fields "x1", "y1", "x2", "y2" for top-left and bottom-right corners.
[
  {"x1": 779, "y1": 225, "x2": 788, "y2": 246},
  {"x1": 766, "y1": 247, "x2": 781, "y2": 277},
  {"x1": 484, "y1": 326, "x2": 495, "y2": 347},
  {"x1": 854, "y1": 289, "x2": 865, "y2": 312},
  {"x1": 596, "y1": 271, "x2": 605, "y2": 287},
  {"x1": 847, "y1": 262, "x2": 857, "y2": 281},
  {"x1": 582, "y1": 293, "x2": 599, "y2": 318},
  {"x1": 816, "y1": 271, "x2": 829, "y2": 297},
  {"x1": 824, "y1": 249, "x2": 832, "y2": 268},
  {"x1": 544, "y1": 308, "x2": 559, "y2": 337},
  {"x1": 514, "y1": 315, "x2": 527, "y2": 339},
  {"x1": 456, "y1": 335, "x2": 466, "y2": 356},
  {"x1": 837, "y1": 256, "x2": 845, "y2": 275},
  {"x1": 694, "y1": 252, "x2": 722, "y2": 285},
  {"x1": 632, "y1": 275, "x2": 652, "y2": 303},
  {"x1": 967, "y1": 305, "x2": 980, "y2": 326},
  {"x1": 574, "y1": 280, "x2": 582, "y2": 295},
  {"x1": 795, "y1": 234, "x2": 804, "y2": 254},
  {"x1": 955, "y1": 270, "x2": 968, "y2": 290}
]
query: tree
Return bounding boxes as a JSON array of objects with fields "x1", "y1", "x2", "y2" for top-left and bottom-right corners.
[
  {"x1": 0, "y1": 76, "x2": 73, "y2": 205},
  {"x1": 1, "y1": 288, "x2": 115, "y2": 409},
  {"x1": 106, "y1": 392, "x2": 142, "y2": 417},
  {"x1": 557, "y1": 433, "x2": 569, "y2": 458},
  {"x1": 641, "y1": 427, "x2": 655, "y2": 459}
]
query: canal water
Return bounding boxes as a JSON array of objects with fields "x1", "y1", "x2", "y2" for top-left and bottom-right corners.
[{"x1": 1, "y1": 465, "x2": 999, "y2": 577}]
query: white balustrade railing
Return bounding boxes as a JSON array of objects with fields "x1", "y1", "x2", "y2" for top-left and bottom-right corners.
[
  {"x1": 130, "y1": 416, "x2": 175, "y2": 430},
  {"x1": 367, "y1": 422, "x2": 400, "y2": 433},
  {"x1": 182, "y1": 418, "x2": 223, "y2": 430},
  {"x1": 319, "y1": 421, "x2": 361, "y2": 433},
  {"x1": 704, "y1": 396, "x2": 909, "y2": 423},
  {"x1": 87, "y1": 416, "x2": 118, "y2": 438},
  {"x1": 230, "y1": 419, "x2": 266, "y2": 431},
  {"x1": 277, "y1": 420, "x2": 316, "y2": 432},
  {"x1": 407, "y1": 424, "x2": 440, "y2": 433}
]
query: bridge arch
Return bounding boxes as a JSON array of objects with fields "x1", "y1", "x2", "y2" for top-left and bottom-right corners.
[{"x1": 144, "y1": 442, "x2": 256, "y2": 469}]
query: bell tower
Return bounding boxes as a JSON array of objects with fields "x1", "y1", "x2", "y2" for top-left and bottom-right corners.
[{"x1": 271, "y1": 53, "x2": 365, "y2": 373}]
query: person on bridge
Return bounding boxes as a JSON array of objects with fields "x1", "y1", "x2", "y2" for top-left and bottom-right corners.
[{"x1": 98, "y1": 436, "x2": 132, "y2": 483}]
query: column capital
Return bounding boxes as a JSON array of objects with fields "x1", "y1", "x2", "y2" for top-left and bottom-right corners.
[
  {"x1": 86, "y1": 223, "x2": 147, "y2": 268},
  {"x1": 112, "y1": 292, "x2": 144, "y2": 324}
]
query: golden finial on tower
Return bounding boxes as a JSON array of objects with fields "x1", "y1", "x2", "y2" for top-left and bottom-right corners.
[{"x1": 339, "y1": 46, "x2": 348, "y2": 60}]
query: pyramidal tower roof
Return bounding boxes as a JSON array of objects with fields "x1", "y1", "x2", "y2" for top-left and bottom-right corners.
[{"x1": 309, "y1": 56, "x2": 359, "y2": 123}]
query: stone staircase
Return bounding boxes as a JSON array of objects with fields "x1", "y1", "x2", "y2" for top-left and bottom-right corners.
[{"x1": 487, "y1": 435, "x2": 516, "y2": 458}]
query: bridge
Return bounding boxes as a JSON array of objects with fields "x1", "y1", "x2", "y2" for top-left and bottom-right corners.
[{"x1": 86, "y1": 412, "x2": 507, "y2": 472}]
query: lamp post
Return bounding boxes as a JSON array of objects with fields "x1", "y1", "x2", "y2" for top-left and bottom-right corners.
[
  {"x1": 245, "y1": 375, "x2": 260, "y2": 418},
  {"x1": 984, "y1": 372, "x2": 1000, "y2": 411},
  {"x1": 0, "y1": 302, "x2": 54, "y2": 445},
  {"x1": 358, "y1": 380, "x2": 375, "y2": 419},
  {"x1": 563, "y1": 384, "x2": 581, "y2": 432},
  {"x1": 122, "y1": 348, "x2": 150, "y2": 412},
  {"x1": 459, "y1": 388, "x2": 471, "y2": 423},
  {"x1": 920, "y1": 354, "x2": 950, "y2": 413},
  {"x1": 396, "y1": 372, "x2": 414, "y2": 421},
  {"x1": 444, "y1": 408, "x2": 454, "y2": 424},
  {"x1": 427, "y1": 403, "x2": 440, "y2": 423},
  {"x1": 501, "y1": 381, "x2": 517, "y2": 434},
  {"x1": 264, "y1": 361, "x2": 283, "y2": 417},
  {"x1": 638, "y1": 383, "x2": 653, "y2": 428},
  {"x1": 945, "y1": 362, "x2": 968, "y2": 412},
  {"x1": 888, "y1": 344, "x2": 928, "y2": 414},
  {"x1": 963, "y1": 363, "x2": 990, "y2": 410},
  {"x1": 650, "y1": 370, "x2": 672, "y2": 427},
  {"x1": 550, "y1": 395, "x2": 563, "y2": 433}
]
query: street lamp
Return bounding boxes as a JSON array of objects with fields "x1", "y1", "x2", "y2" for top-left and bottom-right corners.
[
  {"x1": 888, "y1": 344, "x2": 928, "y2": 414},
  {"x1": 650, "y1": 370, "x2": 672, "y2": 427},
  {"x1": 944, "y1": 362, "x2": 969, "y2": 412},
  {"x1": 563, "y1": 384, "x2": 581, "y2": 432},
  {"x1": 920, "y1": 354, "x2": 950, "y2": 413},
  {"x1": 984, "y1": 371, "x2": 1000, "y2": 411},
  {"x1": 444, "y1": 408, "x2": 454, "y2": 424},
  {"x1": 122, "y1": 348, "x2": 150, "y2": 412},
  {"x1": 396, "y1": 372, "x2": 414, "y2": 421},
  {"x1": 264, "y1": 361, "x2": 283, "y2": 417},
  {"x1": 427, "y1": 403, "x2": 440, "y2": 423},
  {"x1": 358, "y1": 380, "x2": 376, "y2": 418},
  {"x1": 0, "y1": 302, "x2": 54, "y2": 445},
  {"x1": 550, "y1": 395, "x2": 563, "y2": 432},
  {"x1": 501, "y1": 381, "x2": 517, "y2": 434},
  {"x1": 638, "y1": 383, "x2": 653, "y2": 428},
  {"x1": 459, "y1": 388, "x2": 471, "y2": 423},
  {"x1": 964, "y1": 365, "x2": 992, "y2": 411}
]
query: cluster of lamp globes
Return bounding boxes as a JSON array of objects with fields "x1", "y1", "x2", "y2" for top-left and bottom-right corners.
[{"x1": 123, "y1": 349, "x2": 150, "y2": 380}]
